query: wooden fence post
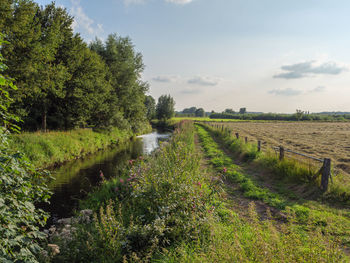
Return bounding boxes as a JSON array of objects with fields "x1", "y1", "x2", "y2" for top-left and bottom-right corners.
[
  {"x1": 235, "y1": 133, "x2": 239, "y2": 139},
  {"x1": 257, "y1": 141, "x2": 261, "y2": 152},
  {"x1": 321, "y1": 158, "x2": 331, "y2": 192},
  {"x1": 279, "y1": 146, "x2": 284, "y2": 161},
  {"x1": 245, "y1": 137, "x2": 248, "y2": 143}
]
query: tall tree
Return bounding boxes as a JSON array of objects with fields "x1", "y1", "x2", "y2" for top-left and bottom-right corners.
[
  {"x1": 90, "y1": 34, "x2": 148, "y2": 131},
  {"x1": 144, "y1": 95, "x2": 156, "y2": 120},
  {"x1": 156, "y1": 94, "x2": 175, "y2": 122},
  {"x1": 195, "y1": 108, "x2": 205, "y2": 117}
]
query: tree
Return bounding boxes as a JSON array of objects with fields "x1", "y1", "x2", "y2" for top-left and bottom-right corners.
[
  {"x1": 195, "y1": 108, "x2": 205, "y2": 117},
  {"x1": 144, "y1": 95, "x2": 156, "y2": 120},
  {"x1": 90, "y1": 34, "x2": 148, "y2": 131},
  {"x1": 224, "y1": 108, "x2": 235, "y2": 114},
  {"x1": 239, "y1": 107, "x2": 247, "y2": 114},
  {"x1": 156, "y1": 94, "x2": 175, "y2": 122},
  {"x1": 295, "y1": 109, "x2": 304, "y2": 121}
]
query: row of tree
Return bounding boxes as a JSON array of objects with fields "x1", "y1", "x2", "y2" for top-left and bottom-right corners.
[{"x1": 0, "y1": 0, "x2": 154, "y2": 132}]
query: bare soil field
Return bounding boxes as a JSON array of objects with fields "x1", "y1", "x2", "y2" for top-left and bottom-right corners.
[{"x1": 214, "y1": 121, "x2": 350, "y2": 186}]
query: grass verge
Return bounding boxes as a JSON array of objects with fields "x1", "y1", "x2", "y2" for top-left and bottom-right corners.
[{"x1": 10, "y1": 124, "x2": 151, "y2": 168}]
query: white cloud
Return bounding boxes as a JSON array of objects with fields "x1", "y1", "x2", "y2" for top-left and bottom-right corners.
[
  {"x1": 152, "y1": 75, "x2": 179, "y2": 83},
  {"x1": 70, "y1": 0, "x2": 103, "y2": 38},
  {"x1": 123, "y1": 0, "x2": 193, "y2": 5},
  {"x1": 269, "y1": 88, "x2": 302, "y2": 96},
  {"x1": 165, "y1": 0, "x2": 193, "y2": 4},
  {"x1": 269, "y1": 86, "x2": 327, "y2": 96},
  {"x1": 187, "y1": 76, "x2": 219, "y2": 86},
  {"x1": 274, "y1": 60, "x2": 348, "y2": 79}
]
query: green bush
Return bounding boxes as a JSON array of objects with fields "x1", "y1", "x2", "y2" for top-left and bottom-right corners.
[{"x1": 0, "y1": 35, "x2": 51, "y2": 262}]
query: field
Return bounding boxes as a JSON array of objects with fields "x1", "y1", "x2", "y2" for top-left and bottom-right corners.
[{"x1": 209, "y1": 121, "x2": 350, "y2": 190}]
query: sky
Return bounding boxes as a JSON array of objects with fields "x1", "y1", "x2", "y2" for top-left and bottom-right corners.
[{"x1": 35, "y1": 0, "x2": 350, "y2": 113}]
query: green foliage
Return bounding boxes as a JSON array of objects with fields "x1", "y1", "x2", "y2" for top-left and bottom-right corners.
[
  {"x1": 195, "y1": 107, "x2": 205, "y2": 117},
  {"x1": 0, "y1": 1, "x2": 149, "y2": 131},
  {"x1": 0, "y1": 34, "x2": 51, "y2": 262},
  {"x1": 49, "y1": 121, "x2": 214, "y2": 261},
  {"x1": 10, "y1": 127, "x2": 137, "y2": 168},
  {"x1": 144, "y1": 95, "x2": 156, "y2": 120},
  {"x1": 156, "y1": 94, "x2": 175, "y2": 122},
  {"x1": 90, "y1": 34, "x2": 149, "y2": 132}
]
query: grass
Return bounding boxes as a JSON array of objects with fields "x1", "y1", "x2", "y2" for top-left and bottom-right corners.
[
  {"x1": 207, "y1": 121, "x2": 350, "y2": 193},
  {"x1": 9, "y1": 124, "x2": 151, "y2": 168},
  {"x1": 42, "y1": 121, "x2": 348, "y2": 262},
  {"x1": 195, "y1": 123, "x2": 350, "y2": 247}
]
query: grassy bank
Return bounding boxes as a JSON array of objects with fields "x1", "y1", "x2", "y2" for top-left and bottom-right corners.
[
  {"x1": 42, "y1": 121, "x2": 347, "y2": 262},
  {"x1": 10, "y1": 124, "x2": 151, "y2": 168}
]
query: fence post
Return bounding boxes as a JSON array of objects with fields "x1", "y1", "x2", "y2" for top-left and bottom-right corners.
[
  {"x1": 235, "y1": 133, "x2": 239, "y2": 139},
  {"x1": 279, "y1": 146, "x2": 284, "y2": 161},
  {"x1": 257, "y1": 141, "x2": 261, "y2": 152},
  {"x1": 245, "y1": 137, "x2": 248, "y2": 143},
  {"x1": 321, "y1": 158, "x2": 331, "y2": 192}
]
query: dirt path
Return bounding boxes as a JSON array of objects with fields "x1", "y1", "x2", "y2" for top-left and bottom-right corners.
[{"x1": 194, "y1": 133, "x2": 288, "y2": 223}]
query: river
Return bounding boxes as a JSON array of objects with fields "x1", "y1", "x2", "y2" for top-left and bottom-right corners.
[{"x1": 42, "y1": 131, "x2": 170, "y2": 224}]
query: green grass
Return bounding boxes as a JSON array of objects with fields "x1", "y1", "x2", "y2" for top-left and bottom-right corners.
[
  {"x1": 195, "y1": 123, "x2": 350, "y2": 247},
  {"x1": 44, "y1": 121, "x2": 348, "y2": 262},
  {"x1": 9, "y1": 124, "x2": 151, "y2": 168}
]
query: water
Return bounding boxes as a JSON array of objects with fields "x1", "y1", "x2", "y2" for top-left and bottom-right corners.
[{"x1": 42, "y1": 131, "x2": 170, "y2": 223}]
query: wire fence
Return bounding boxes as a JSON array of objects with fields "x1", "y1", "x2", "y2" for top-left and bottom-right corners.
[{"x1": 201, "y1": 121, "x2": 332, "y2": 192}]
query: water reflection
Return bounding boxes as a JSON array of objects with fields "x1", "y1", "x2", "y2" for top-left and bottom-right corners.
[
  {"x1": 43, "y1": 131, "x2": 170, "y2": 222},
  {"x1": 137, "y1": 132, "x2": 171, "y2": 154}
]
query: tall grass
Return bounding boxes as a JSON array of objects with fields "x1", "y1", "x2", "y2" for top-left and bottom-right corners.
[
  {"x1": 47, "y1": 121, "x2": 215, "y2": 261},
  {"x1": 10, "y1": 124, "x2": 151, "y2": 168}
]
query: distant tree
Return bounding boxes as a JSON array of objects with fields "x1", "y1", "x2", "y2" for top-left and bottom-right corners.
[
  {"x1": 183, "y1": 107, "x2": 197, "y2": 116},
  {"x1": 295, "y1": 109, "x2": 304, "y2": 121},
  {"x1": 144, "y1": 95, "x2": 156, "y2": 120},
  {"x1": 224, "y1": 108, "x2": 235, "y2": 114},
  {"x1": 156, "y1": 94, "x2": 175, "y2": 122},
  {"x1": 195, "y1": 108, "x2": 205, "y2": 117},
  {"x1": 239, "y1": 107, "x2": 247, "y2": 114}
]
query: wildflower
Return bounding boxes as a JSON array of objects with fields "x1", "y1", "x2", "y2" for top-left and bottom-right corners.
[
  {"x1": 129, "y1": 159, "x2": 134, "y2": 165},
  {"x1": 197, "y1": 181, "x2": 202, "y2": 188},
  {"x1": 99, "y1": 170, "x2": 104, "y2": 179},
  {"x1": 120, "y1": 178, "x2": 124, "y2": 184},
  {"x1": 127, "y1": 178, "x2": 131, "y2": 182},
  {"x1": 114, "y1": 187, "x2": 119, "y2": 192},
  {"x1": 223, "y1": 167, "x2": 227, "y2": 173},
  {"x1": 48, "y1": 244, "x2": 60, "y2": 256}
]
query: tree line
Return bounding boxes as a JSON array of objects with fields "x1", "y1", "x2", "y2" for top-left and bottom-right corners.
[{"x1": 0, "y1": 0, "x2": 154, "y2": 132}]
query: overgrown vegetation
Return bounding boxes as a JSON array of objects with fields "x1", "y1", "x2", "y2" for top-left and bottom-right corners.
[
  {"x1": 46, "y1": 121, "x2": 214, "y2": 261},
  {"x1": 9, "y1": 125, "x2": 152, "y2": 168},
  {"x1": 0, "y1": 34, "x2": 51, "y2": 262}
]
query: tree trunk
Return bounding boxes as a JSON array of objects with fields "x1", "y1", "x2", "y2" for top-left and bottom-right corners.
[{"x1": 42, "y1": 111, "x2": 47, "y2": 132}]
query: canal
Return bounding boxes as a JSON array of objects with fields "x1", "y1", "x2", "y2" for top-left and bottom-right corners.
[{"x1": 43, "y1": 131, "x2": 170, "y2": 224}]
